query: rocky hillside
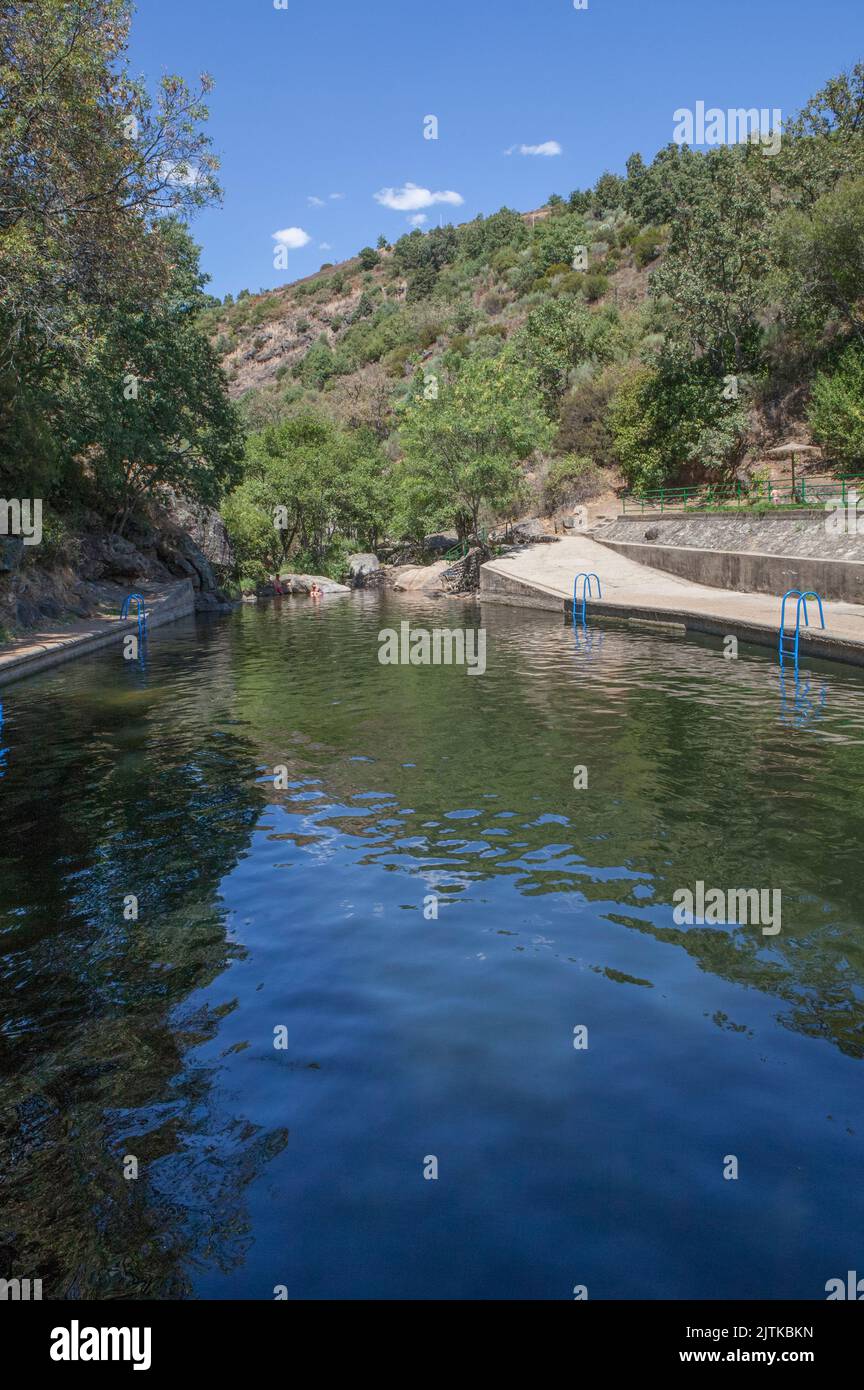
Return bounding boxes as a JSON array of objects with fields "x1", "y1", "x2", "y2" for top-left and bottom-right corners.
[
  {"x1": 0, "y1": 501, "x2": 234, "y2": 639},
  {"x1": 202, "y1": 207, "x2": 657, "y2": 413}
]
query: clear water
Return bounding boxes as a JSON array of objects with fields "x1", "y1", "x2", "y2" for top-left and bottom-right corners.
[{"x1": 1, "y1": 595, "x2": 862, "y2": 1300}]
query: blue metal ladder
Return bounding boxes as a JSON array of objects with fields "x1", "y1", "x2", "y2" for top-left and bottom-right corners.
[
  {"x1": 572, "y1": 572, "x2": 602, "y2": 627},
  {"x1": 778, "y1": 589, "x2": 825, "y2": 671},
  {"x1": 778, "y1": 668, "x2": 828, "y2": 728},
  {"x1": 121, "y1": 592, "x2": 148, "y2": 644}
]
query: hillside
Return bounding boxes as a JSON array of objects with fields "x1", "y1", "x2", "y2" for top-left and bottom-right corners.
[
  {"x1": 197, "y1": 68, "x2": 864, "y2": 590},
  {"x1": 2, "y1": 2, "x2": 863, "y2": 625}
]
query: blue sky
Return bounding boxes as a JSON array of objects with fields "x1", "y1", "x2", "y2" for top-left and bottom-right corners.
[{"x1": 128, "y1": 0, "x2": 864, "y2": 300}]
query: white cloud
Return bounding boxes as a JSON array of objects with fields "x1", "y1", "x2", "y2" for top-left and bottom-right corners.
[
  {"x1": 374, "y1": 181, "x2": 464, "y2": 212},
  {"x1": 505, "y1": 141, "x2": 563, "y2": 157},
  {"x1": 307, "y1": 195, "x2": 325, "y2": 207},
  {"x1": 319, "y1": 242, "x2": 332, "y2": 250},
  {"x1": 408, "y1": 213, "x2": 427, "y2": 226},
  {"x1": 272, "y1": 226, "x2": 311, "y2": 249},
  {"x1": 160, "y1": 159, "x2": 202, "y2": 187},
  {"x1": 329, "y1": 192, "x2": 344, "y2": 200}
]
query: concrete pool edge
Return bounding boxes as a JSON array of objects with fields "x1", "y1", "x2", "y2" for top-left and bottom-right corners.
[
  {"x1": 479, "y1": 565, "x2": 864, "y2": 669},
  {"x1": 0, "y1": 580, "x2": 195, "y2": 687}
]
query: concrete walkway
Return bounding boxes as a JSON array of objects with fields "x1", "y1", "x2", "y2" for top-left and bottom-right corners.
[
  {"x1": 0, "y1": 580, "x2": 195, "y2": 687},
  {"x1": 481, "y1": 537, "x2": 864, "y2": 665}
]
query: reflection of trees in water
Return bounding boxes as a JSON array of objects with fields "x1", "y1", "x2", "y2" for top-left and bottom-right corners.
[
  {"x1": 239, "y1": 599, "x2": 864, "y2": 1063},
  {"x1": 0, "y1": 682, "x2": 288, "y2": 1298},
  {"x1": 2, "y1": 601, "x2": 864, "y2": 1294}
]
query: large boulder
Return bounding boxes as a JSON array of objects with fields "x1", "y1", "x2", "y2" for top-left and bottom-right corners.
[
  {"x1": 391, "y1": 561, "x2": 449, "y2": 593},
  {"x1": 423, "y1": 532, "x2": 459, "y2": 556},
  {"x1": 347, "y1": 552, "x2": 380, "y2": 584},
  {"x1": 155, "y1": 531, "x2": 220, "y2": 591},
  {"x1": 99, "y1": 535, "x2": 154, "y2": 580},
  {"x1": 278, "y1": 573, "x2": 351, "y2": 595},
  {"x1": 163, "y1": 490, "x2": 234, "y2": 570},
  {"x1": 195, "y1": 589, "x2": 235, "y2": 613}
]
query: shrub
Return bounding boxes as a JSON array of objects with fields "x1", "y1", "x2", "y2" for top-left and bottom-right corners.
[
  {"x1": 555, "y1": 371, "x2": 620, "y2": 465},
  {"x1": 382, "y1": 344, "x2": 414, "y2": 378},
  {"x1": 582, "y1": 272, "x2": 609, "y2": 303},
  {"x1": 543, "y1": 262, "x2": 572, "y2": 281},
  {"x1": 407, "y1": 264, "x2": 438, "y2": 302},
  {"x1": 351, "y1": 292, "x2": 376, "y2": 322},
  {"x1": 358, "y1": 246, "x2": 380, "y2": 271},
  {"x1": 632, "y1": 226, "x2": 665, "y2": 268},
  {"x1": 491, "y1": 247, "x2": 518, "y2": 274},
  {"x1": 544, "y1": 454, "x2": 604, "y2": 509},
  {"x1": 481, "y1": 290, "x2": 505, "y2": 315}
]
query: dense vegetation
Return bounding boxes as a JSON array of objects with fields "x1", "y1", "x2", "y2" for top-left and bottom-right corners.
[
  {"x1": 3, "y1": 3, "x2": 863, "y2": 593},
  {"x1": 0, "y1": 0, "x2": 242, "y2": 553},
  {"x1": 209, "y1": 63, "x2": 864, "y2": 583}
]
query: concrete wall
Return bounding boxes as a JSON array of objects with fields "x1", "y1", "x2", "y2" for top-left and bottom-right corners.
[
  {"x1": 0, "y1": 580, "x2": 196, "y2": 687},
  {"x1": 599, "y1": 511, "x2": 864, "y2": 560},
  {"x1": 594, "y1": 539, "x2": 864, "y2": 605},
  {"x1": 479, "y1": 566, "x2": 565, "y2": 612}
]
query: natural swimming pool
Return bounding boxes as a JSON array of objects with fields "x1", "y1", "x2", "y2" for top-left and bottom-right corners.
[{"x1": 1, "y1": 594, "x2": 862, "y2": 1299}]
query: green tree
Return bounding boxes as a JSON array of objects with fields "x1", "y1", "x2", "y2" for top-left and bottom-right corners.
[
  {"x1": 516, "y1": 299, "x2": 615, "y2": 408},
  {"x1": 650, "y1": 146, "x2": 771, "y2": 371},
  {"x1": 808, "y1": 342, "x2": 864, "y2": 465},
  {"x1": 774, "y1": 177, "x2": 864, "y2": 344},
  {"x1": 398, "y1": 354, "x2": 554, "y2": 535},
  {"x1": 0, "y1": 0, "x2": 219, "y2": 365},
  {"x1": 226, "y1": 413, "x2": 391, "y2": 575},
  {"x1": 63, "y1": 223, "x2": 243, "y2": 531},
  {"x1": 610, "y1": 361, "x2": 747, "y2": 491}
]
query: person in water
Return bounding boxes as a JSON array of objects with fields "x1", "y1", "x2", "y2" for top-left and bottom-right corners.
[{"x1": 309, "y1": 582, "x2": 322, "y2": 600}]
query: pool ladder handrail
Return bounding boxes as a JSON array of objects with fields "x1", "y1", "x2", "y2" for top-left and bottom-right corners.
[
  {"x1": 121, "y1": 592, "x2": 148, "y2": 643},
  {"x1": 778, "y1": 588, "x2": 825, "y2": 669},
  {"x1": 572, "y1": 572, "x2": 602, "y2": 627}
]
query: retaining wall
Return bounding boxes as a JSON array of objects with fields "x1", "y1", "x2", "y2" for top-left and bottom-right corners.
[
  {"x1": 0, "y1": 580, "x2": 195, "y2": 687},
  {"x1": 593, "y1": 538, "x2": 864, "y2": 605}
]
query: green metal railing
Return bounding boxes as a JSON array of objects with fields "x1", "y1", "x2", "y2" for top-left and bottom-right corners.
[{"x1": 621, "y1": 475, "x2": 864, "y2": 516}]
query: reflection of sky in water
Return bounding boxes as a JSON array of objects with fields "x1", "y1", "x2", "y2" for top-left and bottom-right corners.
[{"x1": 0, "y1": 595, "x2": 863, "y2": 1299}]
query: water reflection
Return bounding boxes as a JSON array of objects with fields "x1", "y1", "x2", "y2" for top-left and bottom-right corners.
[{"x1": 1, "y1": 597, "x2": 863, "y2": 1298}]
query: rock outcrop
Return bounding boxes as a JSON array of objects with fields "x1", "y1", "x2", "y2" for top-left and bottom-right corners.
[{"x1": 347, "y1": 553, "x2": 381, "y2": 587}]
